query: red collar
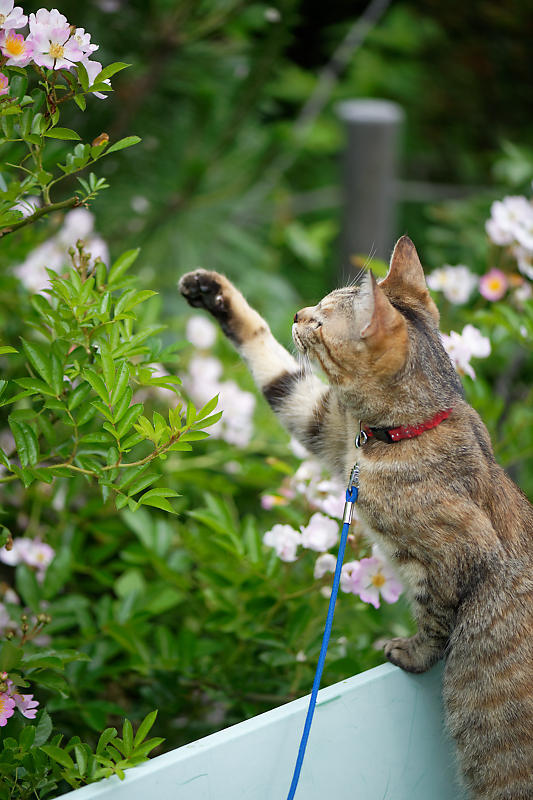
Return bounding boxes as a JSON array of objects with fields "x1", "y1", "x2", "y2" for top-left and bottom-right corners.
[{"x1": 363, "y1": 408, "x2": 453, "y2": 443}]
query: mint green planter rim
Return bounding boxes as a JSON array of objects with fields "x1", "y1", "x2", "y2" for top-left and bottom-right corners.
[{"x1": 57, "y1": 662, "x2": 465, "y2": 800}]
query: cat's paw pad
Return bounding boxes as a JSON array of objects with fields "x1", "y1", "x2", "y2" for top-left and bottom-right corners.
[
  {"x1": 179, "y1": 270, "x2": 228, "y2": 314},
  {"x1": 383, "y1": 636, "x2": 431, "y2": 674}
]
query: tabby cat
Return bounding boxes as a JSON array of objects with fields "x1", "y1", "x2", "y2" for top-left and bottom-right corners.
[{"x1": 179, "y1": 236, "x2": 533, "y2": 800}]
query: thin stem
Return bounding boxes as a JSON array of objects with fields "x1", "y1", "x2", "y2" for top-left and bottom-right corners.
[{"x1": 0, "y1": 196, "x2": 80, "y2": 237}]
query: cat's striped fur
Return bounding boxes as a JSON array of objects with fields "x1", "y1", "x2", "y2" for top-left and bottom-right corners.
[{"x1": 179, "y1": 236, "x2": 533, "y2": 799}]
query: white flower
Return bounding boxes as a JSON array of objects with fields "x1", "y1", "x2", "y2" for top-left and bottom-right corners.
[
  {"x1": 295, "y1": 650, "x2": 306, "y2": 662},
  {"x1": 427, "y1": 265, "x2": 478, "y2": 305},
  {"x1": 314, "y1": 552, "x2": 337, "y2": 579},
  {"x1": 73, "y1": 27, "x2": 98, "y2": 58},
  {"x1": 441, "y1": 324, "x2": 490, "y2": 379},
  {"x1": 340, "y1": 560, "x2": 361, "y2": 593},
  {"x1": 80, "y1": 58, "x2": 110, "y2": 99},
  {"x1": 23, "y1": 540, "x2": 54, "y2": 571},
  {"x1": 0, "y1": 537, "x2": 54, "y2": 574},
  {"x1": 300, "y1": 512, "x2": 338, "y2": 552},
  {"x1": 264, "y1": 7, "x2": 281, "y2": 21},
  {"x1": 14, "y1": 240, "x2": 65, "y2": 292},
  {"x1": 14, "y1": 208, "x2": 108, "y2": 292},
  {"x1": 12, "y1": 196, "x2": 40, "y2": 218},
  {"x1": 461, "y1": 324, "x2": 491, "y2": 358},
  {"x1": 186, "y1": 316, "x2": 217, "y2": 349},
  {"x1": 187, "y1": 355, "x2": 223, "y2": 393},
  {"x1": 349, "y1": 545, "x2": 403, "y2": 609},
  {"x1": 28, "y1": 12, "x2": 84, "y2": 70},
  {"x1": 57, "y1": 208, "x2": 95, "y2": 245},
  {"x1": 513, "y1": 246, "x2": 533, "y2": 280},
  {"x1": 514, "y1": 282, "x2": 533, "y2": 303},
  {"x1": 0, "y1": 0, "x2": 27, "y2": 30},
  {"x1": 131, "y1": 195, "x2": 150, "y2": 214},
  {"x1": 263, "y1": 524, "x2": 301, "y2": 562},
  {"x1": 486, "y1": 196, "x2": 533, "y2": 248}
]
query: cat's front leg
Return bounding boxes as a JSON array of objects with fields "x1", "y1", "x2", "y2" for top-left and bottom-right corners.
[
  {"x1": 383, "y1": 632, "x2": 446, "y2": 674},
  {"x1": 383, "y1": 592, "x2": 451, "y2": 673},
  {"x1": 179, "y1": 270, "x2": 331, "y2": 457}
]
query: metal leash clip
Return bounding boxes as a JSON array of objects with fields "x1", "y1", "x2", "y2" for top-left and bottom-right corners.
[
  {"x1": 343, "y1": 464, "x2": 360, "y2": 525},
  {"x1": 355, "y1": 422, "x2": 368, "y2": 449}
]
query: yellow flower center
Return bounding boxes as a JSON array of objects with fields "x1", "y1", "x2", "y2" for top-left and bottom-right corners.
[
  {"x1": 5, "y1": 33, "x2": 24, "y2": 57},
  {"x1": 0, "y1": 15, "x2": 5, "y2": 25},
  {"x1": 488, "y1": 278, "x2": 502, "y2": 292},
  {"x1": 0, "y1": 695, "x2": 7, "y2": 712},
  {"x1": 49, "y1": 42, "x2": 65, "y2": 59},
  {"x1": 371, "y1": 571, "x2": 386, "y2": 588}
]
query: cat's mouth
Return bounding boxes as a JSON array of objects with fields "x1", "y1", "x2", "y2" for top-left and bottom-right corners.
[{"x1": 292, "y1": 324, "x2": 306, "y2": 352}]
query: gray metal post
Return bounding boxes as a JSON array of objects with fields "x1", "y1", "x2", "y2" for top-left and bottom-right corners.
[{"x1": 335, "y1": 99, "x2": 404, "y2": 281}]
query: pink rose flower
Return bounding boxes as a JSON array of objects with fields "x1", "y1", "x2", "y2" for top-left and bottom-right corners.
[
  {"x1": 0, "y1": 29, "x2": 33, "y2": 66},
  {"x1": 348, "y1": 550, "x2": 403, "y2": 609},
  {"x1": 479, "y1": 268, "x2": 508, "y2": 302},
  {"x1": 0, "y1": 692, "x2": 15, "y2": 727},
  {"x1": 0, "y1": 0, "x2": 27, "y2": 31}
]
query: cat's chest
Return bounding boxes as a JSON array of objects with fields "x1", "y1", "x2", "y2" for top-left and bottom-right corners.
[{"x1": 344, "y1": 450, "x2": 423, "y2": 543}]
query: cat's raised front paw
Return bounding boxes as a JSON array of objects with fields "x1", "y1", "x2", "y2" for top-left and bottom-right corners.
[
  {"x1": 179, "y1": 269, "x2": 228, "y2": 315},
  {"x1": 383, "y1": 635, "x2": 437, "y2": 674}
]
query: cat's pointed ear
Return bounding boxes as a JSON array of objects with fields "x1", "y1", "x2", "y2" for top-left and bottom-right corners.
[
  {"x1": 359, "y1": 271, "x2": 406, "y2": 343},
  {"x1": 380, "y1": 235, "x2": 439, "y2": 324}
]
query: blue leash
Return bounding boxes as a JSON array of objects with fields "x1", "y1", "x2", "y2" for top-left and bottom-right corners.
[{"x1": 286, "y1": 463, "x2": 360, "y2": 800}]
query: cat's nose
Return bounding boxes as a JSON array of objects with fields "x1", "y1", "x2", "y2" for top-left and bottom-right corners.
[{"x1": 294, "y1": 306, "x2": 314, "y2": 323}]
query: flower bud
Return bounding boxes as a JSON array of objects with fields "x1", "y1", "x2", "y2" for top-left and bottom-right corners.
[{"x1": 92, "y1": 133, "x2": 109, "y2": 147}]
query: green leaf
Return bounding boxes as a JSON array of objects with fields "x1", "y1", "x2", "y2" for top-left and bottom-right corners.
[
  {"x1": 116, "y1": 404, "x2": 143, "y2": 438},
  {"x1": 108, "y1": 248, "x2": 140, "y2": 285},
  {"x1": 21, "y1": 338, "x2": 52, "y2": 385},
  {"x1": 74, "y1": 93, "x2": 86, "y2": 111},
  {"x1": 77, "y1": 61, "x2": 89, "y2": 91},
  {"x1": 113, "y1": 385, "x2": 133, "y2": 423},
  {"x1": 99, "y1": 342, "x2": 115, "y2": 389},
  {"x1": 0, "y1": 642, "x2": 22, "y2": 672},
  {"x1": 9, "y1": 418, "x2": 39, "y2": 466},
  {"x1": 40, "y1": 744, "x2": 75, "y2": 770},
  {"x1": 97, "y1": 728, "x2": 118, "y2": 754},
  {"x1": 96, "y1": 61, "x2": 131, "y2": 83},
  {"x1": 197, "y1": 394, "x2": 219, "y2": 419},
  {"x1": 139, "y1": 494, "x2": 177, "y2": 514},
  {"x1": 74, "y1": 744, "x2": 88, "y2": 776},
  {"x1": 0, "y1": 346, "x2": 17, "y2": 355},
  {"x1": 110, "y1": 361, "x2": 129, "y2": 407},
  {"x1": 84, "y1": 369, "x2": 109, "y2": 403},
  {"x1": 14, "y1": 377, "x2": 56, "y2": 397},
  {"x1": 35, "y1": 671, "x2": 69, "y2": 697},
  {"x1": 15, "y1": 564, "x2": 41, "y2": 612},
  {"x1": 106, "y1": 136, "x2": 141, "y2": 155},
  {"x1": 42, "y1": 549, "x2": 71, "y2": 599},
  {"x1": 43, "y1": 127, "x2": 81, "y2": 140},
  {"x1": 133, "y1": 711, "x2": 157, "y2": 748},
  {"x1": 34, "y1": 710, "x2": 53, "y2": 747},
  {"x1": 199, "y1": 411, "x2": 223, "y2": 428},
  {"x1": 122, "y1": 719, "x2": 133, "y2": 756},
  {"x1": 68, "y1": 381, "x2": 91, "y2": 411},
  {"x1": 20, "y1": 725, "x2": 36, "y2": 750}
]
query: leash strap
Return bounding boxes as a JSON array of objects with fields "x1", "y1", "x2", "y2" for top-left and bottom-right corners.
[{"x1": 286, "y1": 467, "x2": 360, "y2": 800}]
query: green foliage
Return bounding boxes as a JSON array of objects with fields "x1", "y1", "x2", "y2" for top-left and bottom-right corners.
[
  {"x1": 0, "y1": 243, "x2": 219, "y2": 512},
  {"x1": 0, "y1": 707, "x2": 162, "y2": 798},
  {"x1": 0, "y1": 2, "x2": 531, "y2": 799}
]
